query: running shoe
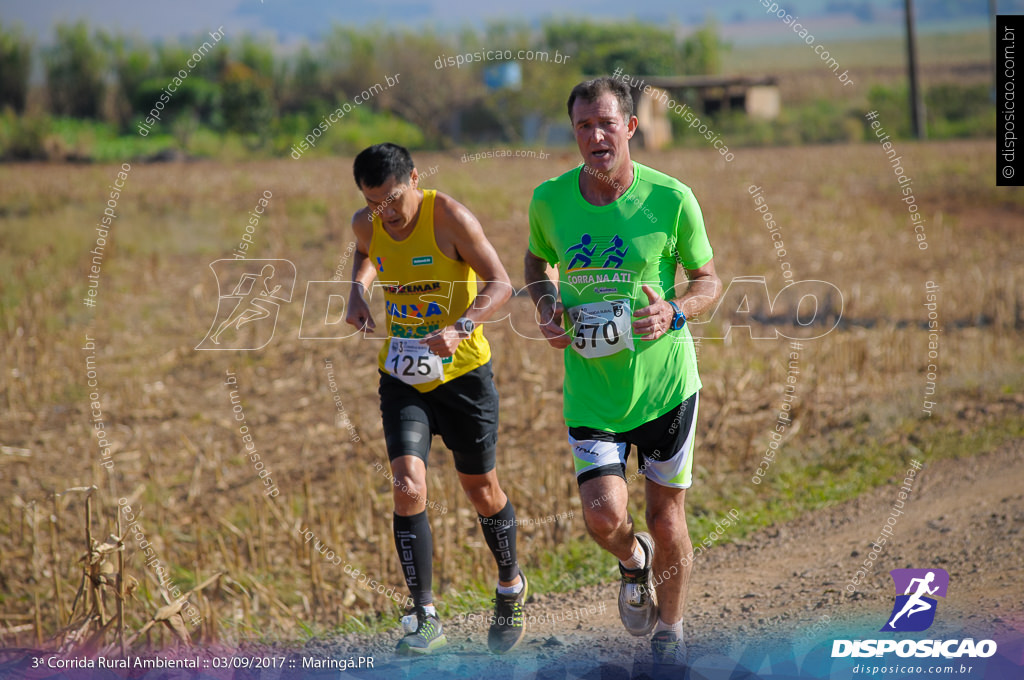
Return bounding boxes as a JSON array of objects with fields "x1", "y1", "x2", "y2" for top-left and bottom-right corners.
[
  {"x1": 650, "y1": 629, "x2": 687, "y2": 667},
  {"x1": 618, "y1": 531, "x2": 658, "y2": 636},
  {"x1": 488, "y1": 570, "x2": 528, "y2": 654},
  {"x1": 396, "y1": 606, "x2": 447, "y2": 656}
]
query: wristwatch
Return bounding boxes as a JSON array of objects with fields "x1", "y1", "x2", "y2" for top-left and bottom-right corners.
[
  {"x1": 454, "y1": 316, "x2": 475, "y2": 337},
  {"x1": 668, "y1": 301, "x2": 687, "y2": 331}
]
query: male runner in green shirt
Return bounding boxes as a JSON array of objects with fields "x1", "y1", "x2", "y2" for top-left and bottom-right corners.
[{"x1": 523, "y1": 76, "x2": 721, "y2": 669}]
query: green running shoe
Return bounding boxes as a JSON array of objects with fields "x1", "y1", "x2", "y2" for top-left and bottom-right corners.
[{"x1": 396, "y1": 607, "x2": 448, "y2": 656}]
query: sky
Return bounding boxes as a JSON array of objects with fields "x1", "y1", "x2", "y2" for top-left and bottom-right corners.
[{"x1": 1, "y1": 0, "x2": 1016, "y2": 47}]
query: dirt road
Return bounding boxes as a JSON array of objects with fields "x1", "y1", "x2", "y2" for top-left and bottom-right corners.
[{"x1": 312, "y1": 437, "x2": 1024, "y2": 678}]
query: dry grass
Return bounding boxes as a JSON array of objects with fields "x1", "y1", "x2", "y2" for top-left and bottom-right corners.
[{"x1": 0, "y1": 139, "x2": 1021, "y2": 649}]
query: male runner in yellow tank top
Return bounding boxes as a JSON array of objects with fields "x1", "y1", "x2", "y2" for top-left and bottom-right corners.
[{"x1": 345, "y1": 143, "x2": 526, "y2": 656}]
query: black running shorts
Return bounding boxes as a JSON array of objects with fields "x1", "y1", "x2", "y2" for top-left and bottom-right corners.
[
  {"x1": 567, "y1": 391, "x2": 699, "y2": 488},
  {"x1": 378, "y1": 361, "x2": 499, "y2": 475}
]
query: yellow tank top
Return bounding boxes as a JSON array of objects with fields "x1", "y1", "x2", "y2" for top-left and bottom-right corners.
[{"x1": 369, "y1": 190, "x2": 491, "y2": 392}]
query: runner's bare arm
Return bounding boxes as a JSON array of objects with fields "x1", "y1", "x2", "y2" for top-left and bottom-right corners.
[
  {"x1": 523, "y1": 250, "x2": 571, "y2": 349},
  {"x1": 633, "y1": 259, "x2": 721, "y2": 340},
  {"x1": 436, "y1": 194, "x2": 513, "y2": 323},
  {"x1": 420, "y1": 195, "x2": 513, "y2": 356},
  {"x1": 674, "y1": 258, "x2": 721, "y2": 320},
  {"x1": 346, "y1": 209, "x2": 377, "y2": 331}
]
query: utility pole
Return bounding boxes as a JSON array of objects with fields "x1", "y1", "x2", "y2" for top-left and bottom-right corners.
[
  {"x1": 990, "y1": 0, "x2": 998, "y2": 97},
  {"x1": 904, "y1": 0, "x2": 926, "y2": 139}
]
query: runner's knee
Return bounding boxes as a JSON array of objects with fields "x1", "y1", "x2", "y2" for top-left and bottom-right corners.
[
  {"x1": 461, "y1": 480, "x2": 502, "y2": 513},
  {"x1": 646, "y1": 507, "x2": 687, "y2": 543},
  {"x1": 582, "y1": 504, "x2": 628, "y2": 539},
  {"x1": 390, "y1": 469, "x2": 428, "y2": 509}
]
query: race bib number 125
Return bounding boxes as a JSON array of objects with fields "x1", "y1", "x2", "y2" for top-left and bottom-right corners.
[
  {"x1": 386, "y1": 338, "x2": 443, "y2": 384},
  {"x1": 568, "y1": 300, "x2": 635, "y2": 359}
]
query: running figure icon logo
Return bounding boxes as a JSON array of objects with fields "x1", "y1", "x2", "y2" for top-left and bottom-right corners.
[
  {"x1": 881, "y1": 568, "x2": 949, "y2": 632},
  {"x1": 566, "y1": 234, "x2": 596, "y2": 269},
  {"x1": 600, "y1": 235, "x2": 628, "y2": 268},
  {"x1": 196, "y1": 259, "x2": 296, "y2": 351},
  {"x1": 566, "y1": 233, "x2": 629, "y2": 270}
]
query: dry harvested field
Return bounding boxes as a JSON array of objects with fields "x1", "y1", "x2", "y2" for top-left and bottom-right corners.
[{"x1": 0, "y1": 139, "x2": 1021, "y2": 657}]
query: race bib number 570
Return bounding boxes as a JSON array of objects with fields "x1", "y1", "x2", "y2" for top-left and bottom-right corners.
[
  {"x1": 568, "y1": 300, "x2": 635, "y2": 359},
  {"x1": 386, "y1": 338, "x2": 443, "y2": 384}
]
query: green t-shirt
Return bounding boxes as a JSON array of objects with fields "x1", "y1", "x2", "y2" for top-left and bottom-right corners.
[{"x1": 528, "y1": 161, "x2": 713, "y2": 432}]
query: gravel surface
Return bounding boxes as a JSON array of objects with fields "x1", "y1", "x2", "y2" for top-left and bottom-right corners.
[{"x1": 293, "y1": 437, "x2": 1024, "y2": 677}]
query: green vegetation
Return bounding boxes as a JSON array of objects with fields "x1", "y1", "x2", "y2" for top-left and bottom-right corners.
[
  {"x1": 682, "y1": 80, "x2": 994, "y2": 149},
  {"x1": 0, "y1": 19, "x2": 995, "y2": 163},
  {"x1": 864, "y1": 82, "x2": 997, "y2": 140}
]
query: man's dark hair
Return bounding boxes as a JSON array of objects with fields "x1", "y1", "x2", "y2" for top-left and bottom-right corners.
[
  {"x1": 567, "y1": 77, "x2": 634, "y2": 123},
  {"x1": 353, "y1": 143, "x2": 415, "y2": 189}
]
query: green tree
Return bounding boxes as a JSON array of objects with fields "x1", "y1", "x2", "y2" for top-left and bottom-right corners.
[
  {"x1": 138, "y1": 37, "x2": 225, "y2": 130},
  {"x1": 0, "y1": 23, "x2": 32, "y2": 113},
  {"x1": 542, "y1": 20, "x2": 682, "y2": 76},
  {"x1": 236, "y1": 35, "x2": 275, "y2": 76},
  {"x1": 323, "y1": 25, "x2": 379, "y2": 102},
  {"x1": 45, "y1": 22, "x2": 106, "y2": 118},
  {"x1": 153, "y1": 37, "x2": 224, "y2": 84},
  {"x1": 99, "y1": 33, "x2": 152, "y2": 128},
  {"x1": 476, "y1": 21, "x2": 585, "y2": 141},
  {"x1": 133, "y1": 76, "x2": 220, "y2": 126},
  {"x1": 682, "y1": 22, "x2": 726, "y2": 75},
  {"x1": 282, "y1": 45, "x2": 329, "y2": 114},
  {"x1": 221, "y1": 60, "x2": 274, "y2": 135},
  {"x1": 371, "y1": 29, "x2": 482, "y2": 147}
]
